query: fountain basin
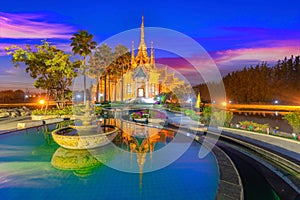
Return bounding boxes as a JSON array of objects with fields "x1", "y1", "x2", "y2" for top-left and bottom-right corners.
[{"x1": 52, "y1": 125, "x2": 118, "y2": 149}]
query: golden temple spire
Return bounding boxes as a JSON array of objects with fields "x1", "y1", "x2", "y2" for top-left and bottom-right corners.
[
  {"x1": 150, "y1": 41, "x2": 155, "y2": 67},
  {"x1": 135, "y1": 15, "x2": 149, "y2": 65},
  {"x1": 131, "y1": 40, "x2": 136, "y2": 68},
  {"x1": 141, "y1": 15, "x2": 145, "y2": 43}
]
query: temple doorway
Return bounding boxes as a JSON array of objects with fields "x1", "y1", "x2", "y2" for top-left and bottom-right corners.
[{"x1": 138, "y1": 88, "x2": 144, "y2": 97}]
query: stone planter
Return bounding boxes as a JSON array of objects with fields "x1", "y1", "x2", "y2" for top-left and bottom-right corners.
[
  {"x1": 132, "y1": 118, "x2": 148, "y2": 123},
  {"x1": 31, "y1": 115, "x2": 58, "y2": 120}
]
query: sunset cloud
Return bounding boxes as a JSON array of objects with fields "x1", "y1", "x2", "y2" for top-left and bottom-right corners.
[
  {"x1": 213, "y1": 43, "x2": 300, "y2": 65},
  {"x1": 0, "y1": 12, "x2": 75, "y2": 39}
]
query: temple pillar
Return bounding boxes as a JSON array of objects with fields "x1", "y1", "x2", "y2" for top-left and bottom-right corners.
[
  {"x1": 145, "y1": 80, "x2": 149, "y2": 98},
  {"x1": 134, "y1": 78, "x2": 137, "y2": 98}
]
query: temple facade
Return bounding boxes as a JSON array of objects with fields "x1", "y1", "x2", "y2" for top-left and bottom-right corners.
[{"x1": 98, "y1": 16, "x2": 185, "y2": 102}]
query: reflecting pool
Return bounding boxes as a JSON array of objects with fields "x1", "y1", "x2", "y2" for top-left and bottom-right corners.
[{"x1": 0, "y1": 122, "x2": 219, "y2": 200}]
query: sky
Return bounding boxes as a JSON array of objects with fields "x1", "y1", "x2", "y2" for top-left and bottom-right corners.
[{"x1": 0, "y1": 0, "x2": 299, "y2": 90}]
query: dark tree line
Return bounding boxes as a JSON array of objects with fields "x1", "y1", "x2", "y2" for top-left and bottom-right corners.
[
  {"x1": 194, "y1": 55, "x2": 300, "y2": 104},
  {"x1": 0, "y1": 90, "x2": 25, "y2": 103}
]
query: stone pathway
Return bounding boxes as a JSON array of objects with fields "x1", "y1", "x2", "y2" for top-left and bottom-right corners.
[
  {"x1": 0, "y1": 116, "x2": 31, "y2": 134},
  {"x1": 220, "y1": 127, "x2": 300, "y2": 162}
]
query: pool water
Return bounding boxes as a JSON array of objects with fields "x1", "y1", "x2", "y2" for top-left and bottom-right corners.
[{"x1": 0, "y1": 125, "x2": 219, "y2": 200}]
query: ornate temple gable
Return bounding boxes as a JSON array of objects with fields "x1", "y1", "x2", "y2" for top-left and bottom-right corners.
[{"x1": 133, "y1": 66, "x2": 149, "y2": 79}]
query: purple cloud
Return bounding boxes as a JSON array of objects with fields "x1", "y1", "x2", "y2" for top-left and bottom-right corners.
[
  {"x1": 212, "y1": 42, "x2": 300, "y2": 64},
  {"x1": 0, "y1": 12, "x2": 75, "y2": 39}
]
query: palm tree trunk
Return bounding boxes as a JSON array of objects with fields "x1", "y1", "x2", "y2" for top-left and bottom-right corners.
[
  {"x1": 121, "y1": 66, "x2": 124, "y2": 102},
  {"x1": 108, "y1": 75, "x2": 111, "y2": 102},
  {"x1": 83, "y1": 57, "x2": 87, "y2": 105},
  {"x1": 45, "y1": 89, "x2": 49, "y2": 110},
  {"x1": 104, "y1": 75, "x2": 107, "y2": 102},
  {"x1": 114, "y1": 80, "x2": 117, "y2": 102},
  {"x1": 96, "y1": 75, "x2": 100, "y2": 102}
]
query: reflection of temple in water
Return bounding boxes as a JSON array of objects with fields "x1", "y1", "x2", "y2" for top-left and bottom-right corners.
[{"x1": 115, "y1": 119, "x2": 175, "y2": 188}]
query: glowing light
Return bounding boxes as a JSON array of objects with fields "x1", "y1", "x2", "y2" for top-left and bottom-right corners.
[
  {"x1": 274, "y1": 100, "x2": 279, "y2": 104},
  {"x1": 221, "y1": 102, "x2": 227, "y2": 106},
  {"x1": 39, "y1": 99, "x2": 45, "y2": 105},
  {"x1": 228, "y1": 100, "x2": 232, "y2": 104}
]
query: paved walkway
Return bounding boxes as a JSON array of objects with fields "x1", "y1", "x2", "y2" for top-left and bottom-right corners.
[
  {"x1": 0, "y1": 116, "x2": 31, "y2": 134},
  {"x1": 221, "y1": 127, "x2": 300, "y2": 162}
]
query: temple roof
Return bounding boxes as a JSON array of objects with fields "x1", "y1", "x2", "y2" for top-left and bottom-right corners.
[{"x1": 133, "y1": 66, "x2": 149, "y2": 79}]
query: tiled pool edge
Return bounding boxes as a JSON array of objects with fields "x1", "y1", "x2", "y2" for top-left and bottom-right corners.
[
  {"x1": 0, "y1": 118, "x2": 66, "y2": 135},
  {"x1": 194, "y1": 137, "x2": 244, "y2": 200}
]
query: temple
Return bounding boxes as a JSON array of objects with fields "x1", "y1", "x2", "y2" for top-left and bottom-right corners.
[{"x1": 100, "y1": 15, "x2": 185, "y2": 102}]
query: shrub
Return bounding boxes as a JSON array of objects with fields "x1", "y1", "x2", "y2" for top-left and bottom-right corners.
[
  {"x1": 202, "y1": 106, "x2": 211, "y2": 123},
  {"x1": 94, "y1": 106, "x2": 103, "y2": 115},
  {"x1": 283, "y1": 111, "x2": 300, "y2": 133},
  {"x1": 184, "y1": 109, "x2": 195, "y2": 117},
  {"x1": 213, "y1": 111, "x2": 233, "y2": 127},
  {"x1": 238, "y1": 121, "x2": 269, "y2": 133}
]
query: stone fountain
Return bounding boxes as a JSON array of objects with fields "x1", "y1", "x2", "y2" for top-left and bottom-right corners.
[{"x1": 52, "y1": 101, "x2": 119, "y2": 149}]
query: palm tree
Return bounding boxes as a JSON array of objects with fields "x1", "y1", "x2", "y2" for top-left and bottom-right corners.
[{"x1": 70, "y1": 30, "x2": 97, "y2": 105}]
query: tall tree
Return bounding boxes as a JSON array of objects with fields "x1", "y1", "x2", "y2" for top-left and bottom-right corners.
[
  {"x1": 114, "y1": 45, "x2": 131, "y2": 102},
  {"x1": 70, "y1": 30, "x2": 97, "y2": 105},
  {"x1": 5, "y1": 41, "x2": 80, "y2": 108},
  {"x1": 88, "y1": 55, "x2": 102, "y2": 102},
  {"x1": 94, "y1": 44, "x2": 114, "y2": 102}
]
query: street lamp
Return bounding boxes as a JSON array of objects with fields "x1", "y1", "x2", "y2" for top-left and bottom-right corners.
[
  {"x1": 188, "y1": 98, "x2": 192, "y2": 108},
  {"x1": 39, "y1": 99, "x2": 45, "y2": 105},
  {"x1": 39, "y1": 99, "x2": 45, "y2": 109},
  {"x1": 274, "y1": 100, "x2": 279, "y2": 104},
  {"x1": 221, "y1": 101, "x2": 227, "y2": 107}
]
